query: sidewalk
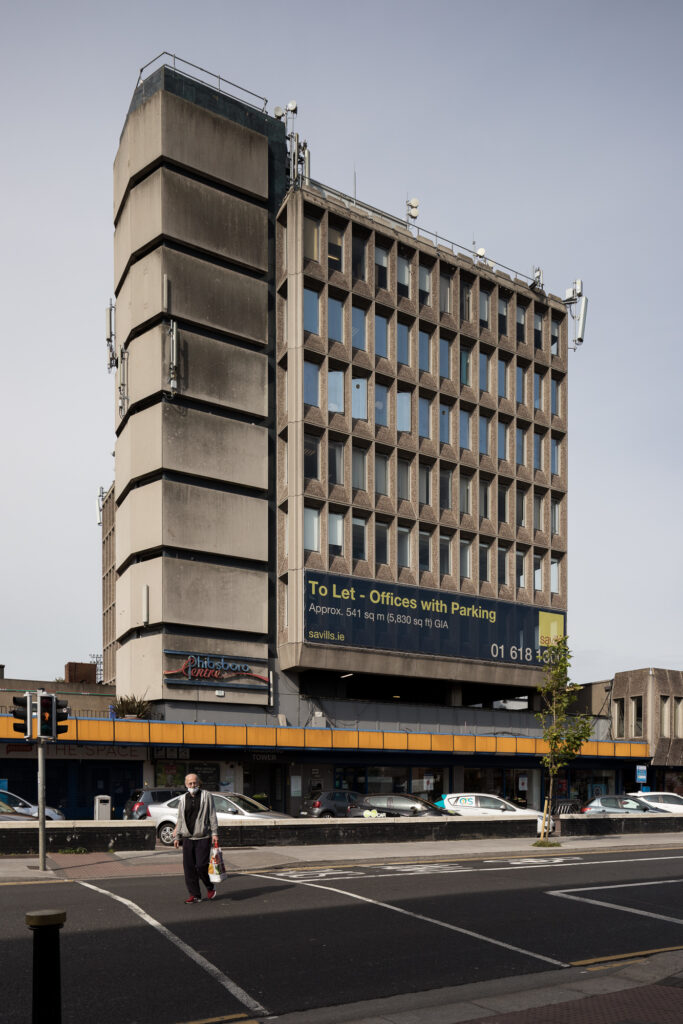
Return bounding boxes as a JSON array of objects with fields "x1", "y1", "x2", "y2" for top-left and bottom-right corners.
[{"x1": 4, "y1": 832, "x2": 683, "y2": 1023}]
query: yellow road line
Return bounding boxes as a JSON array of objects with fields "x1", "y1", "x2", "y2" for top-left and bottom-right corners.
[
  {"x1": 0, "y1": 879, "x2": 74, "y2": 886},
  {"x1": 572, "y1": 944, "x2": 683, "y2": 966}
]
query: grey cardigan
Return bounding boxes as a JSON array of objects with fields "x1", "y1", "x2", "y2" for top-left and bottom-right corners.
[{"x1": 173, "y1": 789, "x2": 219, "y2": 840}]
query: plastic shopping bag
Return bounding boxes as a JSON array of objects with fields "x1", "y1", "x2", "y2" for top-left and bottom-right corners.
[{"x1": 208, "y1": 844, "x2": 227, "y2": 884}]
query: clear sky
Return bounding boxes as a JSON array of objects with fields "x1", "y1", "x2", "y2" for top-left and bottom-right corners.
[{"x1": 1, "y1": 0, "x2": 681, "y2": 686}]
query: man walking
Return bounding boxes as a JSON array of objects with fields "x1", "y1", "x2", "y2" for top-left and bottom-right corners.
[{"x1": 173, "y1": 773, "x2": 219, "y2": 903}]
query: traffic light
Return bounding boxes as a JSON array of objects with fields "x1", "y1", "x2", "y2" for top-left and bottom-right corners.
[
  {"x1": 55, "y1": 698, "x2": 69, "y2": 737},
  {"x1": 12, "y1": 693, "x2": 33, "y2": 738},
  {"x1": 38, "y1": 693, "x2": 55, "y2": 740}
]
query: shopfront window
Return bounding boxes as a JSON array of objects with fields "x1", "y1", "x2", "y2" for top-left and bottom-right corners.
[
  {"x1": 367, "y1": 765, "x2": 408, "y2": 793},
  {"x1": 410, "y1": 767, "x2": 445, "y2": 801}
]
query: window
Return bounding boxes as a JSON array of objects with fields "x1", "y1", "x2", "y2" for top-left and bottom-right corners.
[
  {"x1": 352, "y1": 447, "x2": 366, "y2": 490},
  {"x1": 375, "y1": 383, "x2": 389, "y2": 426},
  {"x1": 397, "y1": 251, "x2": 411, "y2": 298},
  {"x1": 534, "y1": 430, "x2": 543, "y2": 471},
  {"x1": 352, "y1": 516, "x2": 366, "y2": 560},
  {"x1": 533, "y1": 492, "x2": 543, "y2": 531},
  {"x1": 551, "y1": 377, "x2": 559, "y2": 416},
  {"x1": 479, "y1": 478, "x2": 490, "y2": 520},
  {"x1": 352, "y1": 376, "x2": 367, "y2": 419},
  {"x1": 419, "y1": 463, "x2": 430, "y2": 505},
  {"x1": 479, "y1": 540, "x2": 491, "y2": 582},
  {"x1": 516, "y1": 303, "x2": 526, "y2": 342},
  {"x1": 516, "y1": 547, "x2": 526, "y2": 588},
  {"x1": 328, "y1": 223, "x2": 343, "y2": 273},
  {"x1": 303, "y1": 287, "x2": 319, "y2": 334},
  {"x1": 498, "y1": 296, "x2": 508, "y2": 336},
  {"x1": 328, "y1": 369, "x2": 344, "y2": 413},
  {"x1": 479, "y1": 351, "x2": 489, "y2": 392},
  {"x1": 397, "y1": 321, "x2": 410, "y2": 365},
  {"x1": 418, "y1": 264, "x2": 431, "y2": 305},
  {"x1": 533, "y1": 552, "x2": 542, "y2": 590},
  {"x1": 397, "y1": 390, "x2": 411, "y2": 432},
  {"x1": 676, "y1": 698, "x2": 683, "y2": 739},
  {"x1": 550, "y1": 556, "x2": 560, "y2": 594},
  {"x1": 551, "y1": 437, "x2": 560, "y2": 475},
  {"x1": 460, "y1": 537, "x2": 471, "y2": 578},
  {"x1": 479, "y1": 413, "x2": 490, "y2": 455},
  {"x1": 460, "y1": 409, "x2": 471, "y2": 450},
  {"x1": 516, "y1": 364, "x2": 525, "y2": 404},
  {"x1": 329, "y1": 440, "x2": 344, "y2": 485},
  {"x1": 397, "y1": 525, "x2": 410, "y2": 567},
  {"x1": 498, "y1": 420, "x2": 508, "y2": 461},
  {"x1": 419, "y1": 530, "x2": 431, "y2": 571},
  {"x1": 303, "y1": 433, "x2": 319, "y2": 479},
  {"x1": 304, "y1": 360, "x2": 319, "y2": 406},
  {"x1": 397, "y1": 459, "x2": 411, "y2": 500},
  {"x1": 516, "y1": 487, "x2": 526, "y2": 527},
  {"x1": 375, "y1": 452, "x2": 389, "y2": 495},
  {"x1": 419, "y1": 397, "x2": 431, "y2": 438},
  {"x1": 439, "y1": 467, "x2": 452, "y2": 510},
  {"x1": 460, "y1": 345, "x2": 472, "y2": 386},
  {"x1": 419, "y1": 330, "x2": 431, "y2": 372},
  {"x1": 375, "y1": 313, "x2": 388, "y2": 358},
  {"x1": 534, "y1": 310, "x2": 543, "y2": 348},
  {"x1": 632, "y1": 695, "x2": 643, "y2": 738},
  {"x1": 551, "y1": 318, "x2": 560, "y2": 356},
  {"x1": 304, "y1": 216, "x2": 319, "y2": 261},
  {"x1": 375, "y1": 521, "x2": 389, "y2": 564},
  {"x1": 534, "y1": 371, "x2": 542, "y2": 410},
  {"x1": 460, "y1": 278, "x2": 473, "y2": 321},
  {"x1": 439, "y1": 273, "x2": 451, "y2": 314},
  {"x1": 329, "y1": 512, "x2": 344, "y2": 557},
  {"x1": 352, "y1": 234, "x2": 366, "y2": 280},
  {"x1": 352, "y1": 304, "x2": 366, "y2": 350},
  {"x1": 479, "y1": 288, "x2": 490, "y2": 330},
  {"x1": 498, "y1": 481, "x2": 509, "y2": 523},
  {"x1": 498, "y1": 357, "x2": 508, "y2": 398},
  {"x1": 460, "y1": 473, "x2": 471, "y2": 515},
  {"x1": 375, "y1": 244, "x2": 389, "y2": 290},
  {"x1": 516, "y1": 425, "x2": 525, "y2": 465},
  {"x1": 439, "y1": 403, "x2": 451, "y2": 444},
  {"x1": 498, "y1": 543, "x2": 509, "y2": 585},
  {"x1": 439, "y1": 337, "x2": 450, "y2": 378},
  {"x1": 439, "y1": 533, "x2": 451, "y2": 575},
  {"x1": 304, "y1": 506, "x2": 320, "y2": 551},
  {"x1": 551, "y1": 497, "x2": 560, "y2": 535},
  {"x1": 328, "y1": 296, "x2": 343, "y2": 344},
  {"x1": 614, "y1": 698, "x2": 625, "y2": 739}
]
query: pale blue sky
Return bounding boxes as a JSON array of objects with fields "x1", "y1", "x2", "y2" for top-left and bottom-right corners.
[{"x1": 1, "y1": 0, "x2": 681, "y2": 684}]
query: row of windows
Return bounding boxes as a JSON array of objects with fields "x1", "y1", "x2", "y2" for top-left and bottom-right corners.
[
  {"x1": 302, "y1": 437, "x2": 563, "y2": 530},
  {"x1": 302, "y1": 363, "x2": 563, "y2": 472},
  {"x1": 302, "y1": 288, "x2": 562, "y2": 359},
  {"x1": 613, "y1": 695, "x2": 683, "y2": 740},
  {"x1": 302, "y1": 215, "x2": 562, "y2": 350},
  {"x1": 300, "y1": 506, "x2": 562, "y2": 590}
]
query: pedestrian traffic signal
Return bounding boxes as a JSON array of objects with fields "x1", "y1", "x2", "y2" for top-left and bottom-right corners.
[
  {"x1": 55, "y1": 698, "x2": 69, "y2": 737},
  {"x1": 12, "y1": 693, "x2": 33, "y2": 738},
  {"x1": 38, "y1": 693, "x2": 55, "y2": 740}
]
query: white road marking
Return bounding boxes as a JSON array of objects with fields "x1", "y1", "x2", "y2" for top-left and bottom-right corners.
[
  {"x1": 549, "y1": 878, "x2": 683, "y2": 926},
  {"x1": 252, "y1": 872, "x2": 567, "y2": 967},
  {"x1": 77, "y1": 881, "x2": 268, "y2": 1017}
]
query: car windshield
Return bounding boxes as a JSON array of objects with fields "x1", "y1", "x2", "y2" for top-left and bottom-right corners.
[
  {"x1": 0, "y1": 792, "x2": 25, "y2": 809},
  {"x1": 0, "y1": 800, "x2": 14, "y2": 813},
  {"x1": 224, "y1": 794, "x2": 271, "y2": 813}
]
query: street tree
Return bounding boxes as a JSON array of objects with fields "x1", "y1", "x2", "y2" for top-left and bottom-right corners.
[{"x1": 535, "y1": 636, "x2": 592, "y2": 840}]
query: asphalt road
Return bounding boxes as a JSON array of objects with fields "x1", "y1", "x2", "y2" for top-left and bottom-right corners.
[{"x1": 4, "y1": 847, "x2": 683, "y2": 1023}]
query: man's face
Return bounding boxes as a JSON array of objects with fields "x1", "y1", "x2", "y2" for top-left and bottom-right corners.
[{"x1": 186, "y1": 775, "x2": 200, "y2": 794}]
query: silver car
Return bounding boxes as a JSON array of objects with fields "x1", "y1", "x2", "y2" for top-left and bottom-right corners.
[
  {"x1": 581, "y1": 795, "x2": 662, "y2": 814},
  {"x1": 148, "y1": 791, "x2": 292, "y2": 845},
  {"x1": 440, "y1": 792, "x2": 552, "y2": 835},
  {"x1": 0, "y1": 788, "x2": 64, "y2": 821},
  {"x1": 627, "y1": 791, "x2": 683, "y2": 814}
]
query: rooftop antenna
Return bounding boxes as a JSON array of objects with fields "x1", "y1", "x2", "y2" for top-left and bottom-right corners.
[
  {"x1": 564, "y1": 279, "x2": 588, "y2": 350},
  {"x1": 406, "y1": 196, "x2": 419, "y2": 227}
]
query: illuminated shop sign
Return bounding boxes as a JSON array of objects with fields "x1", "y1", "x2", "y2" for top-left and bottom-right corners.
[
  {"x1": 163, "y1": 650, "x2": 269, "y2": 689},
  {"x1": 304, "y1": 571, "x2": 564, "y2": 666}
]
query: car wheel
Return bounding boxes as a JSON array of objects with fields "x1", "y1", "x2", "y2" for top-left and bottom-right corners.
[
  {"x1": 157, "y1": 822, "x2": 176, "y2": 846},
  {"x1": 320, "y1": 811, "x2": 334, "y2": 818}
]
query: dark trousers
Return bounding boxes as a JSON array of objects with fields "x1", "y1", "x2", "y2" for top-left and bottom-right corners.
[{"x1": 182, "y1": 836, "x2": 212, "y2": 897}]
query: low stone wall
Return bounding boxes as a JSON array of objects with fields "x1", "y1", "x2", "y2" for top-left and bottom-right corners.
[
  {"x1": 560, "y1": 814, "x2": 683, "y2": 837},
  {"x1": 0, "y1": 821, "x2": 155, "y2": 856}
]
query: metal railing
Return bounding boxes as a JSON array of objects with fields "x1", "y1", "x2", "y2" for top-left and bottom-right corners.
[{"x1": 135, "y1": 52, "x2": 268, "y2": 112}]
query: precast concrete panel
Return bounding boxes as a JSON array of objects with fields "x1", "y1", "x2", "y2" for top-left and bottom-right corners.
[
  {"x1": 162, "y1": 558, "x2": 267, "y2": 633},
  {"x1": 162, "y1": 404, "x2": 268, "y2": 490},
  {"x1": 115, "y1": 405, "x2": 162, "y2": 500},
  {"x1": 116, "y1": 634, "x2": 165, "y2": 701},
  {"x1": 115, "y1": 480, "x2": 163, "y2": 570},
  {"x1": 116, "y1": 558, "x2": 164, "y2": 637},
  {"x1": 163, "y1": 482, "x2": 268, "y2": 562}
]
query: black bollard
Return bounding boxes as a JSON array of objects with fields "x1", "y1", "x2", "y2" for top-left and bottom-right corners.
[{"x1": 25, "y1": 910, "x2": 66, "y2": 1024}]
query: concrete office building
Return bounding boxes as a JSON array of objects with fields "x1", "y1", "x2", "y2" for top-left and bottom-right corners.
[{"x1": 95, "y1": 55, "x2": 640, "y2": 812}]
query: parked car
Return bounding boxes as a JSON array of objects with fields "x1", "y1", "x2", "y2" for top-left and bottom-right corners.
[
  {"x1": 347, "y1": 793, "x2": 452, "y2": 818},
  {"x1": 627, "y1": 791, "x2": 683, "y2": 814},
  {"x1": 299, "y1": 791, "x2": 363, "y2": 818},
  {"x1": 148, "y1": 791, "x2": 292, "y2": 845},
  {"x1": 123, "y1": 787, "x2": 185, "y2": 820},
  {"x1": 0, "y1": 798, "x2": 38, "y2": 821},
  {"x1": 581, "y1": 795, "x2": 665, "y2": 814},
  {"x1": 0, "y1": 789, "x2": 64, "y2": 821},
  {"x1": 436, "y1": 793, "x2": 552, "y2": 835}
]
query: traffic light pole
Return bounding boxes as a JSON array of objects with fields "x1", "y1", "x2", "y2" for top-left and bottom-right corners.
[{"x1": 37, "y1": 736, "x2": 46, "y2": 872}]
